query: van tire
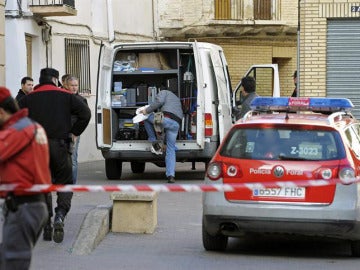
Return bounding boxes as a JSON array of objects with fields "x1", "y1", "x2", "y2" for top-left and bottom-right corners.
[
  {"x1": 131, "y1": 162, "x2": 146, "y2": 173},
  {"x1": 105, "y1": 159, "x2": 122, "y2": 180},
  {"x1": 351, "y1": 240, "x2": 360, "y2": 257}
]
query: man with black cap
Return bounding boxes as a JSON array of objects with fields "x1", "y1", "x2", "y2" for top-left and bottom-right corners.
[
  {"x1": 0, "y1": 86, "x2": 51, "y2": 269},
  {"x1": 18, "y1": 67, "x2": 91, "y2": 243}
]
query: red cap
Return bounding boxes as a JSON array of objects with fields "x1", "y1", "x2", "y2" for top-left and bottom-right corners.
[{"x1": 0, "y1": 87, "x2": 11, "y2": 103}]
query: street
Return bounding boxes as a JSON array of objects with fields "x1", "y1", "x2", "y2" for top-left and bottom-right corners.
[{"x1": 25, "y1": 160, "x2": 360, "y2": 269}]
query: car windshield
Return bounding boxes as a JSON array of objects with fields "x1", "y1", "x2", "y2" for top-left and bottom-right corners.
[{"x1": 220, "y1": 127, "x2": 346, "y2": 161}]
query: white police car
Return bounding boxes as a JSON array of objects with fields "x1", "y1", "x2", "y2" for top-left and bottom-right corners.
[{"x1": 202, "y1": 97, "x2": 360, "y2": 256}]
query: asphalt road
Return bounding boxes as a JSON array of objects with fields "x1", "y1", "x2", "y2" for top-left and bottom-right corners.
[{"x1": 4, "y1": 160, "x2": 360, "y2": 269}]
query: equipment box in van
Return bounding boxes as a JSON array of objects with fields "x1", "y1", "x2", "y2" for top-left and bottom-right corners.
[{"x1": 96, "y1": 42, "x2": 279, "y2": 180}]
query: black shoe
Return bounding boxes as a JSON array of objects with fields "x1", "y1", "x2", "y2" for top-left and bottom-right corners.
[
  {"x1": 167, "y1": 176, "x2": 175, "y2": 184},
  {"x1": 151, "y1": 142, "x2": 163, "y2": 155},
  {"x1": 43, "y1": 223, "x2": 53, "y2": 241},
  {"x1": 53, "y1": 214, "x2": 65, "y2": 243}
]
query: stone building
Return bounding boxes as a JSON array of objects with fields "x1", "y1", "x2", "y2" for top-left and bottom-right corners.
[{"x1": 157, "y1": 0, "x2": 299, "y2": 96}]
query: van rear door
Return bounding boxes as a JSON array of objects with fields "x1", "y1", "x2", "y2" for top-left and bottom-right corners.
[
  {"x1": 193, "y1": 42, "x2": 205, "y2": 148},
  {"x1": 233, "y1": 64, "x2": 280, "y2": 108},
  {"x1": 209, "y1": 48, "x2": 233, "y2": 142},
  {"x1": 96, "y1": 43, "x2": 114, "y2": 149}
]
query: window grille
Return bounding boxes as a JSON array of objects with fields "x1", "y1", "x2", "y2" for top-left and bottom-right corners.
[{"x1": 65, "y1": 38, "x2": 91, "y2": 94}]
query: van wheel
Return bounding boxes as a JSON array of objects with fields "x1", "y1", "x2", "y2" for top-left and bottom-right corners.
[
  {"x1": 131, "y1": 162, "x2": 145, "y2": 173},
  {"x1": 105, "y1": 159, "x2": 122, "y2": 180},
  {"x1": 202, "y1": 220, "x2": 228, "y2": 251},
  {"x1": 351, "y1": 240, "x2": 360, "y2": 257}
]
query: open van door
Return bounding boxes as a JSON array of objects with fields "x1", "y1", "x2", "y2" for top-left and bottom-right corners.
[
  {"x1": 232, "y1": 64, "x2": 280, "y2": 109},
  {"x1": 209, "y1": 48, "x2": 233, "y2": 142},
  {"x1": 193, "y1": 41, "x2": 206, "y2": 149},
  {"x1": 96, "y1": 43, "x2": 114, "y2": 149}
]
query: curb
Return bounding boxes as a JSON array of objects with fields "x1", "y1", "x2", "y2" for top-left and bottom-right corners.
[{"x1": 72, "y1": 205, "x2": 112, "y2": 255}]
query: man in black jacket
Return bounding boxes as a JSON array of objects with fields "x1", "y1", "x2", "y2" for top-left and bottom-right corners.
[
  {"x1": 18, "y1": 67, "x2": 91, "y2": 243},
  {"x1": 15, "y1": 76, "x2": 34, "y2": 102}
]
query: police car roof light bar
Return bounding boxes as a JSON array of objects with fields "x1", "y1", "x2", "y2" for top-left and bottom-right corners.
[{"x1": 250, "y1": 97, "x2": 353, "y2": 113}]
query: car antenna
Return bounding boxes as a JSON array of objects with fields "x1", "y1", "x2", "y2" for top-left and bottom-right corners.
[{"x1": 285, "y1": 110, "x2": 289, "y2": 120}]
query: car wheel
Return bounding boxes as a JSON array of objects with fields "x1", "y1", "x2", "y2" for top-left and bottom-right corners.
[
  {"x1": 105, "y1": 159, "x2": 122, "y2": 180},
  {"x1": 131, "y1": 162, "x2": 146, "y2": 173},
  {"x1": 202, "y1": 220, "x2": 228, "y2": 251},
  {"x1": 351, "y1": 240, "x2": 360, "y2": 257}
]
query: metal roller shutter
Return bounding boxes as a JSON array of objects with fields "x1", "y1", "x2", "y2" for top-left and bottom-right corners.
[{"x1": 327, "y1": 19, "x2": 360, "y2": 118}]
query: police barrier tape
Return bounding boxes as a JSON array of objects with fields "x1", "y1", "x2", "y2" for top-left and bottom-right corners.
[{"x1": 1, "y1": 177, "x2": 360, "y2": 193}]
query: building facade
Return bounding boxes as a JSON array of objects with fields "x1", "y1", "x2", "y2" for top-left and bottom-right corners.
[
  {"x1": 157, "y1": 0, "x2": 299, "y2": 96},
  {"x1": 299, "y1": 0, "x2": 360, "y2": 118},
  {"x1": 7, "y1": 1, "x2": 359, "y2": 162},
  {"x1": 3, "y1": 0, "x2": 299, "y2": 162},
  {"x1": 4, "y1": 0, "x2": 155, "y2": 162}
]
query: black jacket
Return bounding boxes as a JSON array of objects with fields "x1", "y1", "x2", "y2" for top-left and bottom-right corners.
[
  {"x1": 15, "y1": 89, "x2": 26, "y2": 102},
  {"x1": 18, "y1": 83, "x2": 91, "y2": 139}
]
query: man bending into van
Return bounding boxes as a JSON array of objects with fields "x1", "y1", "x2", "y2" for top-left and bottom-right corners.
[{"x1": 139, "y1": 90, "x2": 183, "y2": 183}]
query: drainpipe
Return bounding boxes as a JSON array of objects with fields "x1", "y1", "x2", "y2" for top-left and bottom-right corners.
[
  {"x1": 296, "y1": 0, "x2": 301, "y2": 96},
  {"x1": 152, "y1": 0, "x2": 157, "y2": 40},
  {"x1": 107, "y1": 0, "x2": 115, "y2": 43}
]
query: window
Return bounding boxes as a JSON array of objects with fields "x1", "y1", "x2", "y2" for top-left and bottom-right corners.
[
  {"x1": 221, "y1": 128, "x2": 344, "y2": 161},
  {"x1": 254, "y1": 0, "x2": 271, "y2": 20},
  {"x1": 65, "y1": 38, "x2": 91, "y2": 94},
  {"x1": 214, "y1": 0, "x2": 279, "y2": 21},
  {"x1": 25, "y1": 34, "x2": 32, "y2": 77}
]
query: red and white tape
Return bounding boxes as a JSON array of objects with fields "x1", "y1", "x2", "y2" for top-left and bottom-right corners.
[{"x1": 1, "y1": 177, "x2": 359, "y2": 193}]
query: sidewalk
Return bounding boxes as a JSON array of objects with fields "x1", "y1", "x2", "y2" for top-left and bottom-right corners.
[{"x1": 29, "y1": 161, "x2": 205, "y2": 270}]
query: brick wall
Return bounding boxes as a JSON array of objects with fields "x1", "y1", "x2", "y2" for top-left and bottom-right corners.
[{"x1": 203, "y1": 38, "x2": 297, "y2": 96}]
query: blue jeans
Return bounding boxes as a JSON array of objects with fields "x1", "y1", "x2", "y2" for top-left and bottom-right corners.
[
  {"x1": 144, "y1": 113, "x2": 179, "y2": 178},
  {"x1": 72, "y1": 136, "x2": 80, "y2": 184}
]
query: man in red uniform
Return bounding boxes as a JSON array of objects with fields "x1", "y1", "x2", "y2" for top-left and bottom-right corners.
[{"x1": 0, "y1": 86, "x2": 51, "y2": 270}]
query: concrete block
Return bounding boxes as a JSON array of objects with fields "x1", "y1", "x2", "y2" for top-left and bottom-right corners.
[
  {"x1": 72, "y1": 205, "x2": 111, "y2": 255},
  {"x1": 110, "y1": 191, "x2": 158, "y2": 234}
]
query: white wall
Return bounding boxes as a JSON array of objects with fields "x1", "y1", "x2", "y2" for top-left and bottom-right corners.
[
  {"x1": 5, "y1": 0, "x2": 45, "y2": 96},
  {"x1": 5, "y1": 0, "x2": 156, "y2": 162},
  {"x1": 44, "y1": 0, "x2": 156, "y2": 162}
]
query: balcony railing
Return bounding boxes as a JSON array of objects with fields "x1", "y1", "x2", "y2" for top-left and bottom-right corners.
[
  {"x1": 215, "y1": 0, "x2": 280, "y2": 21},
  {"x1": 29, "y1": 0, "x2": 77, "y2": 17}
]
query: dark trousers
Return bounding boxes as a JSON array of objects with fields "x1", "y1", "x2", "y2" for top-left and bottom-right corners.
[
  {"x1": 48, "y1": 139, "x2": 73, "y2": 218},
  {"x1": 0, "y1": 202, "x2": 48, "y2": 270}
]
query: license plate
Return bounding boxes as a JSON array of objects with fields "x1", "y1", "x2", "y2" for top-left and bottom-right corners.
[{"x1": 253, "y1": 187, "x2": 305, "y2": 198}]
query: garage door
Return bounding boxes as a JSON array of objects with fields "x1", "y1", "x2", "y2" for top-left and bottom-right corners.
[{"x1": 327, "y1": 19, "x2": 360, "y2": 118}]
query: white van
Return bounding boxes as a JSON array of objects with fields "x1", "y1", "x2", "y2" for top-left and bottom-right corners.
[{"x1": 96, "y1": 41, "x2": 279, "y2": 179}]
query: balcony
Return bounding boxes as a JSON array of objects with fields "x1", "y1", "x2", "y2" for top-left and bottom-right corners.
[{"x1": 29, "y1": 0, "x2": 77, "y2": 17}]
